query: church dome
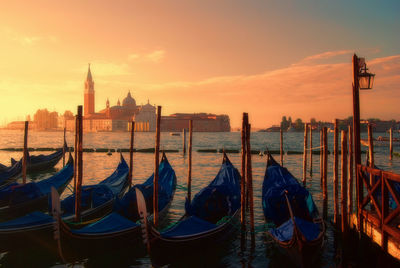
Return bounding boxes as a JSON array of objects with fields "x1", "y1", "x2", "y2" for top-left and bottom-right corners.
[{"x1": 122, "y1": 91, "x2": 136, "y2": 108}]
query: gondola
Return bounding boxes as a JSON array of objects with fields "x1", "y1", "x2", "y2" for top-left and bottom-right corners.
[
  {"x1": 140, "y1": 152, "x2": 241, "y2": 266},
  {"x1": 0, "y1": 160, "x2": 22, "y2": 190},
  {"x1": 52, "y1": 152, "x2": 176, "y2": 261},
  {"x1": 11, "y1": 142, "x2": 67, "y2": 173},
  {"x1": 0, "y1": 153, "x2": 74, "y2": 220},
  {"x1": 0, "y1": 153, "x2": 129, "y2": 252},
  {"x1": 262, "y1": 153, "x2": 325, "y2": 267}
]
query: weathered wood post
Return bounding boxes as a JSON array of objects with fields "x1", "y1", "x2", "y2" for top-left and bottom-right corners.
[
  {"x1": 352, "y1": 54, "x2": 363, "y2": 232},
  {"x1": 280, "y1": 128, "x2": 283, "y2": 166},
  {"x1": 320, "y1": 128, "x2": 323, "y2": 185},
  {"x1": 153, "y1": 106, "x2": 161, "y2": 227},
  {"x1": 63, "y1": 127, "x2": 66, "y2": 167},
  {"x1": 341, "y1": 130, "x2": 348, "y2": 233},
  {"x1": 348, "y1": 125, "x2": 354, "y2": 219},
  {"x1": 303, "y1": 123, "x2": 308, "y2": 186},
  {"x1": 187, "y1": 120, "x2": 193, "y2": 203},
  {"x1": 75, "y1": 105, "x2": 83, "y2": 222},
  {"x1": 74, "y1": 115, "x2": 78, "y2": 193},
  {"x1": 390, "y1": 128, "x2": 393, "y2": 160},
  {"x1": 333, "y1": 119, "x2": 339, "y2": 225},
  {"x1": 240, "y1": 113, "x2": 248, "y2": 251},
  {"x1": 22, "y1": 121, "x2": 29, "y2": 184},
  {"x1": 182, "y1": 128, "x2": 186, "y2": 155},
  {"x1": 368, "y1": 124, "x2": 374, "y2": 186},
  {"x1": 309, "y1": 124, "x2": 313, "y2": 176},
  {"x1": 323, "y1": 127, "x2": 328, "y2": 220},
  {"x1": 246, "y1": 122, "x2": 255, "y2": 249},
  {"x1": 129, "y1": 121, "x2": 135, "y2": 188}
]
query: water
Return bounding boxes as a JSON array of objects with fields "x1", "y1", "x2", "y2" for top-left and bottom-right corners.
[{"x1": 0, "y1": 129, "x2": 399, "y2": 267}]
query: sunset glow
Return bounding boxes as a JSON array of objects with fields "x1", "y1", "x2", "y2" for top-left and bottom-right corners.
[{"x1": 1, "y1": 0, "x2": 399, "y2": 128}]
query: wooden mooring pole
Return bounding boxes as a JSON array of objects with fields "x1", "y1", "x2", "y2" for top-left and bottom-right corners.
[
  {"x1": 352, "y1": 54, "x2": 362, "y2": 233},
  {"x1": 309, "y1": 124, "x2": 313, "y2": 176},
  {"x1": 187, "y1": 120, "x2": 193, "y2": 203},
  {"x1": 390, "y1": 128, "x2": 393, "y2": 160},
  {"x1": 153, "y1": 106, "x2": 161, "y2": 227},
  {"x1": 348, "y1": 125, "x2": 353, "y2": 218},
  {"x1": 63, "y1": 127, "x2": 66, "y2": 167},
  {"x1": 303, "y1": 123, "x2": 308, "y2": 186},
  {"x1": 320, "y1": 129, "x2": 323, "y2": 185},
  {"x1": 246, "y1": 122, "x2": 255, "y2": 249},
  {"x1": 240, "y1": 113, "x2": 248, "y2": 251},
  {"x1": 75, "y1": 105, "x2": 83, "y2": 222},
  {"x1": 74, "y1": 115, "x2": 78, "y2": 193},
  {"x1": 280, "y1": 128, "x2": 283, "y2": 166},
  {"x1": 129, "y1": 121, "x2": 135, "y2": 188},
  {"x1": 323, "y1": 127, "x2": 328, "y2": 220},
  {"x1": 333, "y1": 119, "x2": 339, "y2": 226},
  {"x1": 182, "y1": 128, "x2": 186, "y2": 155},
  {"x1": 341, "y1": 130, "x2": 348, "y2": 233},
  {"x1": 368, "y1": 124, "x2": 374, "y2": 185},
  {"x1": 22, "y1": 121, "x2": 29, "y2": 184}
]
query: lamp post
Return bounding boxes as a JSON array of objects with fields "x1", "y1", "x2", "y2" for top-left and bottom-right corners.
[{"x1": 352, "y1": 54, "x2": 375, "y2": 233}]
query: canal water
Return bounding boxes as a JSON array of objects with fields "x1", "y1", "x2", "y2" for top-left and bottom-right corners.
[{"x1": 0, "y1": 130, "x2": 399, "y2": 267}]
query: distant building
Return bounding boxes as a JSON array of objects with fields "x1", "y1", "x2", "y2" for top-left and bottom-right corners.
[
  {"x1": 65, "y1": 65, "x2": 230, "y2": 132},
  {"x1": 6, "y1": 121, "x2": 36, "y2": 130},
  {"x1": 161, "y1": 113, "x2": 230, "y2": 132},
  {"x1": 66, "y1": 65, "x2": 157, "y2": 132}
]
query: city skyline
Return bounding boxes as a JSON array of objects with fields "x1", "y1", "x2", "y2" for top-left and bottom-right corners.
[{"x1": 1, "y1": 0, "x2": 399, "y2": 128}]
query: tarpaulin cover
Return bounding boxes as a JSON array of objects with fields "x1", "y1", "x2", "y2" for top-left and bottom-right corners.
[
  {"x1": 184, "y1": 157, "x2": 240, "y2": 224},
  {"x1": 262, "y1": 159, "x2": 317, "y2": 226},
  {"x1": 161, "y1": 216, "x2": 217, "y2": 238},
  {"x1": 0, "y1": 160, "x2": 22, "y2": 186},
  {"x1": 0, "y1": 159, "x2": 73, "y2": 206},
  {"x1": 269, "y1": 217, "x2": 320, "y2": 242},
  {"x1": 60, "y1": 156, "x2": 128, "y2": 214},
  {"x1": 0, "y1": 211, "x2": 53, "y2": 229},
  {"x1": 72, "y1": 212, "x2": 138, "y2": 234},
  {"x1": 114, "y1": 156, "x2": 176, "y2": 220}
]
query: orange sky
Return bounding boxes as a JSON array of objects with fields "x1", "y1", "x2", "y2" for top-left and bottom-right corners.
[{"x1": 1, "y1": 1, "x2": 399, "y2": 128}]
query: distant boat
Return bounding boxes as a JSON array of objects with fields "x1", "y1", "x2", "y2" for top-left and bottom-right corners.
[{"x1": 170, "y1": 132, "x2": 181, "y2": 136}]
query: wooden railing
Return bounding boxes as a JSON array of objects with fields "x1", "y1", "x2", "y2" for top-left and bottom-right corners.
[{"x1": 357, "y1": 164, "x2": 400, "y2": 250}]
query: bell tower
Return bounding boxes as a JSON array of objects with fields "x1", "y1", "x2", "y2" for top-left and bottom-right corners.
[{"x1": 84, "y1": 64, "x2": 95, "y2": 116}]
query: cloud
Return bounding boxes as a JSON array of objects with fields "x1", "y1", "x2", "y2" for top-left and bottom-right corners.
[
  {"x1": 78, "y1": 61, "x2": 132, "y2": 77},
  {"x1": 0, "y1": 27, "x2": 55, "y2": 46},
  {"x1": 135, "y1": 51, "x2": 400, "y2": 128},
  {"x1": 127, "y1": 49, "x2": 166, "y2": 63}
]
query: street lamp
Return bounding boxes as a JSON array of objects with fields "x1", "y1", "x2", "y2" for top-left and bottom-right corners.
[
  {"x1": 352, "y1": 54, "x2": 375, "y2": 233},
  {"x1": 358, "y1": 57, "x2": 375, "y2": 90}
]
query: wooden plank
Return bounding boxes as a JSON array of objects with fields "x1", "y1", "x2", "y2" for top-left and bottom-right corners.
[
  {"x1": 348, "y1": 125, "x2": 354, "y2": 218},
  {"x1": 341, "y1": 130, "x2": 348, "y2": 233},
  {"x1": 187, "y1": 120, "x2": 193, "y2": 202},
  {"x1": 246, "y1": 123, "x2": 255, "y2": 249},
  {"x1": 240, "y1": 113, "x2": 247, "y2": 251},
  {"x1": 309, "y1": 124, "x2": 313, "y2": 176},
  {"x1": 129, "y1": 121, "x2": 135, "y2": 188},
  {"x1": 303, "y1": 123, "x2": 308, "y2": 186},
  {"x1": 333, "y1": 119, "x2": 339, "y2": 225},
  {"x1": 323, "y1": 127, "x2": 328, "y2": 219},
  {"x1": 280, "y1": 128, "x2": 283, "y2": 166},
  {"x1": 153, "y1": 106, "x2": 161, "y2": 227},
  {"x1": 75, "y1": 105, "x2": 83, "y2": 222},
  {"x1": 22, "y1": 121, "x2": 28, "y2": 184}
]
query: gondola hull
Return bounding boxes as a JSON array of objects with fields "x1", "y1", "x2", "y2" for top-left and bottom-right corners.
[
  {"x1": 0, "y1": 198, "x2": 116, "y2": 253},
  {"x1": 149, "y1": 210, "x2": 240, "y2": 266},
  {"x1": 262, "y1": 154, "x2": 325, "y2": 268},
  {"x1": 269, "y1": 222, "x2": 325, "y2": 267}
]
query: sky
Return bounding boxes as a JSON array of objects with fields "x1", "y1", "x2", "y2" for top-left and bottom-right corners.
[{"x1": 0, "y1": 0, "x2": 399, "y2": 128}]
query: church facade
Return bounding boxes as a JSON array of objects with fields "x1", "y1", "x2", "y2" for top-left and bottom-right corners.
[{"x1": 66, "y1": 65, "x2": 156, "y2": 132}]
